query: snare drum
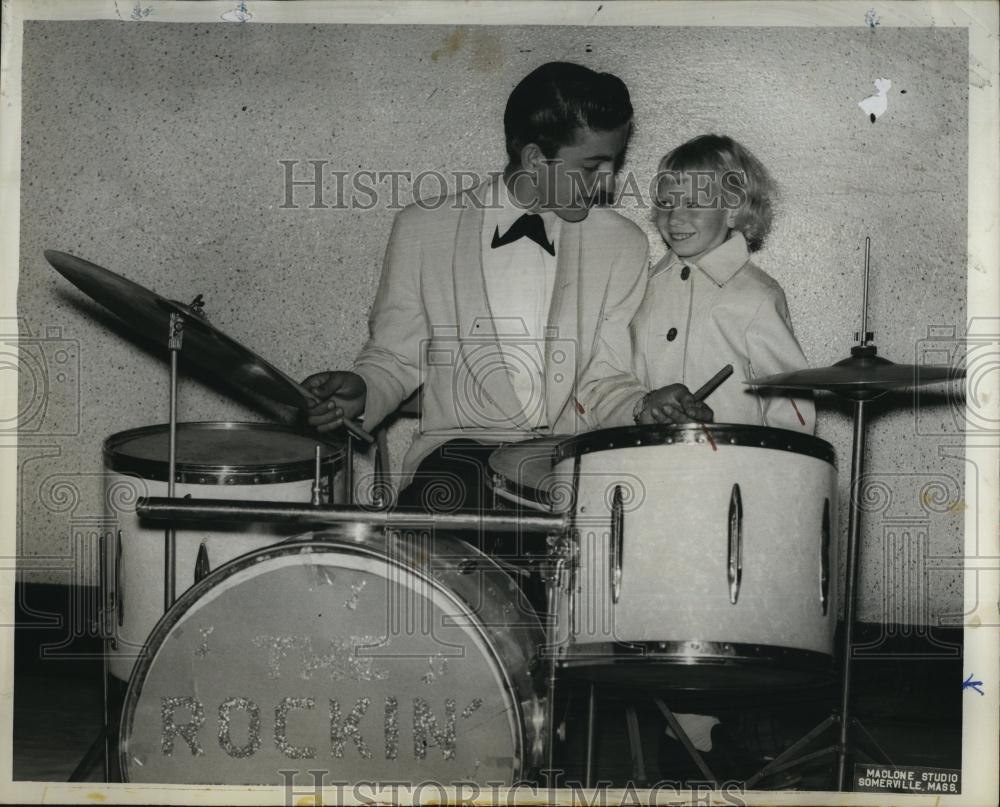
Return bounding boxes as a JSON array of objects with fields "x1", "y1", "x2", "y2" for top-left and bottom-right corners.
[
  {"x1": 487, "y1": 436, "x2": 570, "y2": 511},
  {"x1": 103, "y1": 422, "x2": 344, "y2": 681},
  {"x1": 492, "y1": 426, "x2": 839, "y2": 690},
  {"x1": 119, "y1": 528, "x2": 545, "y2": 785}
]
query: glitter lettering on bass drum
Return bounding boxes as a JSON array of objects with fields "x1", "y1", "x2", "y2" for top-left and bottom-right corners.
[{"x1": 119, "y1": 532, "x2": 546, "y2": 785}]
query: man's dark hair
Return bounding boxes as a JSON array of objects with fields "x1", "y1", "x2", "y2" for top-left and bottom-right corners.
[{"x1": 504, "y1": 62, "x2": 633, "y2": 168}]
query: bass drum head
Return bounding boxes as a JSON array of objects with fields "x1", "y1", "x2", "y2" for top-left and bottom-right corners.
[{"x1": 120, "y1": 530, "x2": 542, "y2": 785}]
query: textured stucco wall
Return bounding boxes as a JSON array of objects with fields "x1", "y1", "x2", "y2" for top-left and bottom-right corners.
[{"x1": 16, "y1": 21, "x2": 967, "y2": 625}]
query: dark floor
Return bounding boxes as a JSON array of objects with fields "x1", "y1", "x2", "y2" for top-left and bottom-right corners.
[{"x1": 13, "y1": 584, "x2": 964, "y2": 791}]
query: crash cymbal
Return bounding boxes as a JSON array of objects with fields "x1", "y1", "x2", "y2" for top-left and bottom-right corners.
[
  {"x1": 747, "y1": 352, "x2": 965, "y2": 393},
  {"x1": 45, "y1": 250, "x2": 373, "y2": 443},
  {"x1": 46, "y1": 249, "x2": 310, "y2": 407}
]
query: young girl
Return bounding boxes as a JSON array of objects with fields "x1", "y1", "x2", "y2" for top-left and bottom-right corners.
[{"x1": 632, "y1": 134, "x2": 814, "y2": 432}]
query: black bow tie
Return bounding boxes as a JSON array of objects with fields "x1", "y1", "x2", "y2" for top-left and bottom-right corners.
[{"x1": 491, "y1": 213, "x2": 555, "y2": 256}]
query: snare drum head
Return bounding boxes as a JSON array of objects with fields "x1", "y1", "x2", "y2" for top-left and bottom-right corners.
[
  {"x1": 104, "y1": 422, "x2": 343, "y2": 483},
  {"x1": 120, "y1": 532, "x2": 540, "y2": 785}
]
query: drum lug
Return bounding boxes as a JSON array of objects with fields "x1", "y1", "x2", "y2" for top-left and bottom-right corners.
[
  {"x1": 727, "y1": 484, "x2": 743, "y2": 605},
  {"x1": 115, "y1": 529, "x2": 125, "y2": 628},
  {"x1": 610, "y1": 485, "x2": 624, "y2": 604},
  {"x1": 547, "y1": 532, "x2": 576, "y2": 594},
  {"x1": 820, "y1": 497, "x2": 831, "y2": 615},
  {"x1": 98, "y1": 528, "x2": 112, "y2": 642},
  {"x1": 195, "y1": 542, "x2": 211, "y2": 583}
]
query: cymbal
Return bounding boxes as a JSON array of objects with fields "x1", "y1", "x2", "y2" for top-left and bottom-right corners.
[
  {"x1": 45, "y1": 251, "x2": 372, "y2": 443},
  {"x1": 747, "y1": 353, "x2": 965, "y2": 393}
]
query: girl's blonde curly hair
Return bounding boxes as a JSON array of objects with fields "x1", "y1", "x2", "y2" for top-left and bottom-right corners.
[{"x1": 656, "y1": 134, "x2": 776, "y2": 253}]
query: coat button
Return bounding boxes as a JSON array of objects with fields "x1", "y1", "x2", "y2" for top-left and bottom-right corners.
[
  {"x1": 680, "y1": 265, "x2": 691, "y2": 280},
  {"x1": 666, "y1": 328, "x2": 678, "y2": 341}
]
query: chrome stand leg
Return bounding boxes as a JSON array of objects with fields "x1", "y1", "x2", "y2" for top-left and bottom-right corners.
[
  {"x1": 654, "y1": 699, "x2": 717, "y2": 785},
  {"x1": 625, "y1": 705, "x2": 647, "y2": 786},
  {"x1": 584, "y1": 683, "x2": 597, "y2": 787},
  {"x1": 544, "y1": 564, "x2": 559, "y2": 774},
  {"x1": 164, "y1": 313, "x2": 183, "y2": 611}
]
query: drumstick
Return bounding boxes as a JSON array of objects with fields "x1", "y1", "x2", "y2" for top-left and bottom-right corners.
[
  {"x1": 692, "y1": 364, "x2": 734, "y2": 402},
  {"x1": 291, "y1": 379, "x2": 375, "y2": 445}
]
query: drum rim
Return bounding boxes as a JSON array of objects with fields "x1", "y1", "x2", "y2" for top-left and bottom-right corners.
[
  {"x1": 118, "y1": 534, "x2": 527, "y2": 783},
  {"x1": 557, "y1": 641, "x2": 834, "y2": 691},
  {"x1": 103, "y1": 421, "x2": 345, "y2": 484},
  {"x1": 557, "y1": 640, "x2": 833, "y2": 665},
  {"x1": 490, "y1": 472, "x2": 553, "y2": 509},
  {"x1": 554, "y1": 424, "x2": 836, "y2": 466}
]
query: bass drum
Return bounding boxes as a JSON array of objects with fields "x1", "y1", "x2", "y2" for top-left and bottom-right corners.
[{"x1": 119, "y1": 527, "x2": 546, "y2": 785}]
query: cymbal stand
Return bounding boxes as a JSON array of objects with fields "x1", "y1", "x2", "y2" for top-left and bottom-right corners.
[
  {"x1": 165, "y1": 311, "x2": 183, "y2": 610},
  {"x1": 71, "y1": 308, "x2": 188, "y2": 782},
  {"x1": 747, "y1": 238, "x2": 892, "y2": 791}
]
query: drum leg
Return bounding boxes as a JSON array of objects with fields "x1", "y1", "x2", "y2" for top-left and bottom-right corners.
[
  {"x1": 850, "y1": 716, "x2": 892, "y2": 764},
  {"x1": 70, "y1": 538, "x2": 117, "y2": 783},
  {"x1": 69, "y1": 636, "x2": 114, "y2": 782},
  {"x1": 68, "y1": 730, "x2": 106, "y2": 782},
  {"x1": 624, "y1": 705, "x2": 647, "y2": 786},
  {"x1": 653, "y1": 699, "x2": 717, "y2": 785},
  {"x1": 584, "y1": 683, "x2": 597, "y2": 787},
  {"x1": 744, "y1": 713, "x2": 838, "y2": 788},
  {"x1": 345, "y1": 434, "x2": 355, "y2": 504}
]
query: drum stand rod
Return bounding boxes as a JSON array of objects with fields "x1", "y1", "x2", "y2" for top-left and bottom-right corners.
[
  {"x1": 746, "y1": 396, "x2": 891, "y2": 790},
  {"x1": 584, "y1": 683, "x2": 597, "y2": 787},
  {"x1": 69, "y1": 528, "x2": 114, "y2": 782},
  {"x1": 835, "y1": 398, "x2": 868, "y2": 788},
  {"x1": 137, "y1": 497, "x2": 568, "y2": 534},
  {"x1": 164, "y1": 313, "x2": 183, "y2": 610},
  {"x1": 654, "y1": 699, "x2": 718, "y2": 785},
  {"x1": 544, "y1": 559, "x2": 564, "y2": 776}
]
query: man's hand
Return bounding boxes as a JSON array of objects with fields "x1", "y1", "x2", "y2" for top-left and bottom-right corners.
[
  {"x1": 301, "y1": 371, "x2": 367, "y2": 434},
  {"x1": 635, "y1": 383, "x2": 714, "y2": 425}
]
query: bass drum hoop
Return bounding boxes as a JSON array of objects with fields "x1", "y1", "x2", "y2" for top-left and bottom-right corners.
[
  {"x1": 118, "y1": 531, "x2": 529, "y2": 783},
  {"x1": 555, "y1": 424, "x2": 836, "y2": 466},
  {"x1": 103, "y1": 421, "x2": 344, "y2": 484}
]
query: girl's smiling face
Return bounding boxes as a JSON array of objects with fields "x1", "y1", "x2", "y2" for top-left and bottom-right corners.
[{"x1": 654, "y1": 172, "x2": 736, "y2": 262}]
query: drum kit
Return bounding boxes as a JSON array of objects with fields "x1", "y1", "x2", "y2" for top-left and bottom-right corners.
[{"x1": 46, "y1": 238, "x2": 964, "y2": 791}]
